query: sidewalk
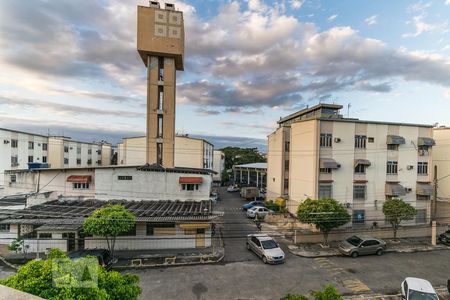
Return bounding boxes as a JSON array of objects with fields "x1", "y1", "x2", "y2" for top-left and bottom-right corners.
[{"x1": 288, "y1": 237, "x2": 450, "y2": 258}]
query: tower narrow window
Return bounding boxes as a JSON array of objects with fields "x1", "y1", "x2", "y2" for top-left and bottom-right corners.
[
  {"x1": 158, "y1": 57, "x2": 164, "y2": 81},
  {"x1": 158, "y1": 86, "x2": 164, "y2": 110},
  {"x1": 157, "y1": 143, "x2": 163, "y2": 165},
  {"x1": 157, "y1": 115, "x2": 163, "y2": 138}
]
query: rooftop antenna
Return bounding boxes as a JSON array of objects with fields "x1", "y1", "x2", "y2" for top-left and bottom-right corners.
[{"x1": 347, "y1": 103, "x2": 351, "y2": 118}]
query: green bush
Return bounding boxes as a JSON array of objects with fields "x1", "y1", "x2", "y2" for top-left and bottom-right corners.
[{"x1": 282, "y1": 284, "x2": 343, "y2": 300}]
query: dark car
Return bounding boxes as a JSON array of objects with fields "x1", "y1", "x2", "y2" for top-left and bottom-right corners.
[
  {"x1": 438, "y1": 230, "x2": 450, "y2": 245},
  {"x1": 68, "y1": 249, "x2": 113, "y2": 270},
  {"x1": 242, "y1": 200, "x2": 265, "y2": 211}
]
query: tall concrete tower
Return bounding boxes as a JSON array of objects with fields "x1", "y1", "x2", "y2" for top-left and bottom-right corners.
[{"x1": 137, "y1": 1, "x2": 184, "y2": 167}]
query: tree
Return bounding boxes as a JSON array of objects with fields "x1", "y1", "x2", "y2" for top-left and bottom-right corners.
[
  {"x1": 283, "y1": 284, "x2": 343, "y2": 300},
  {"x1": 1, "y1": 249, "x2": 141, "y2": 300},
  {"x1": 383, "y1": 198, "x2": 416, "y2": 239},
  {"x1": 83, "y1": 204, "x2": 136, "y2": 259},
  {"x1": 297, "y1": 198, "x2": 351, "y2": 246},
  {"x1": 220, "y1": 147, "x2": 266, "y2": 172}
]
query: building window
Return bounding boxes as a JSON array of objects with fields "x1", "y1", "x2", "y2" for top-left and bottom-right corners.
[
  {"x1": 11, "y1": 156, "x2": 18, "y2": 166},
  {"x1": 157, "y1": 115, "x2": 163, "y2": 138},
  {"x1": 417, "y1": 195, "x2": 430, "y2": 201},
  {"x1": 88, "y1": 149, "x2": 92, "y2": 155},
  {"x1": 320, "y1": 168, "x2": 331, "y2": 174},
  {"x1": 158, "y1": 57, "x2": 164, "y2": 81},
  {"x1": 28, "y1": 156, "x2": 33, "y2": 163},
  {"x1": 387, "y1": 144, "x2": 399, "y2": 151},
  {"x1": 87, "y1": 159, "x2": 92, "y2": 165},
  {"x1": 147, "y1": 222, "x2": 175, "y2": 236},
  {"x1": 11, "y1": 139, "x2": 18, "y2": 148},
  {"x1": 158, "y1": 86, "x2": 164, "y2": 110},
  {"x1": 38, "y1": 233, "x2": 52, "y2": 238},
  {"x1": 354, "y1": 135, "x2": 367, "y2": 149},
  {"x1": 415, "y1": 209, "x2": 427, "y2": 224},
  {"x1": 10, "y1": 175, "x2": 16, "y2": 183},
  {"x1": 157, "y1": 143, "x2": 163, "y2": 165},
  {"x1": 284, "y1": 141, "x2": 290, "y2": 152},
  {"x1": 97, "y1": 150, "x2": 102, "y2": 155},
  {"x1": 417, "y1": 162, "x2": 428, "y2": 175},
  {"x1": 368, "y1": 137, "x2": 374, "y2": 143},
  {"x1": 64, "y1": 146, "x2": 69, "y2": 153},
  {"x1": 182, "y1": 184, "x2": 199, "y2": 191},
  {"x1": 42, "y1": 156, "x2": 47, "y2": 163},
  {"x1": 118, "y1": 176, "x2": 133, "y2": 180},
  {"x1": 77, "y1": 147, "x2": 81, "y2": 154},
  {"x1": 353, "y1": 210, "x2": 365, "y2": 224},
  {"x1": 320, "y1": 133, "x2": 332, "y2": 148},
  {"x1": 0, "y1": 224, "x2": 10, "y2": 232},
  {"x1": 418, "y1": 146, "x2": 429, "y2": 156},
  {"x1": 73, "y1": 182, "x2": 90, "y2": 190},
  {"x1": 42, "y1": 143, "x2": 48, "y2": 151},
  {"x1": 284, "y1": 179, "x2": 289, "y2": 190},
  {"x1": 386, "y1": 161, "x2": 398, "y2": 174},
  {"x1": 354, "y1": 164, "x2": 366, "y2": 174},
  {"x1": 76, "y1": 158, "x2": 81, "y2": 165},
  {"x1": 318, "y1": 184, "x2": 332, "y2": 199},
  {"x1": 64, "y1": 158, "x2": 69, "y2": 165},
  {"x1": 353, "y1": 185, "x2": 366, "y2": 200},
  {"x1": 284, "y1": 160, "x2": 289, "y2": 171},
  {"x1": 28, "y1": 141, "x2": 34, "y2": 150}
]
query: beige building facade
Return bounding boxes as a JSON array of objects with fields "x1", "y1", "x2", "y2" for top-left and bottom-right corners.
[
  {"x1": 267, "y1": 104, "x2": 434, "y2": 227},
  {"x1": 433, "y1": 127, "x2": 450, "y2": 224}
]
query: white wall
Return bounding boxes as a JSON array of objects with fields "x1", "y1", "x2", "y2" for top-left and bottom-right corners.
[{"x1": 212, "y1": 150, "x2": 225, "y2": 182}]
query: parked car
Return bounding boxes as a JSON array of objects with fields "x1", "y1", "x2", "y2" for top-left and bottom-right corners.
[
  {"x1": 242, "y1": 200, "x2": 265, "y2": 211},
  {"x1": 438, "y1": 229, "x2": 450, "y2": 245},
  {"x1": 227, "y1": 185, "x2": 240, "y2": 192},
  {"x1": 246, "y1": 234, "x2": 285, "y2": 264},
  {"x1": 338, "y1": 235, "x2": 386, "y2": 258},
  {"x1": 401, "y1": 277, "x2": 439, "y2": 300},
  {"x1": 68, "y1": 249, "x2": 113, "y2": 270},
  {"x1": 246, "y1": 206, "x2": 273, "y2": 219}
]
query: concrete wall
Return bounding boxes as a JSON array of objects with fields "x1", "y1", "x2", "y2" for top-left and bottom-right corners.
[
  {"x1": 433, "y1": 128, "x2": 450, "y2": 218},
  {"x1": 213, "y1": 150, "x2": 225, "y2": 182},
  {"x1": 174, "y1": 136, "x2": 203, "y2": 169},
  {"x1": 267, "y1": 127, "x2": 285, "y2": 202}
]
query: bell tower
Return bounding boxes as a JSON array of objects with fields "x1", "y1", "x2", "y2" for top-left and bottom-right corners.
[{"x1": 137, "y1": 1, "x2": 184, "y2": 167}]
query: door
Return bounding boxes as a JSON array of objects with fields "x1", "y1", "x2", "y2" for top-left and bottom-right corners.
[
  {"x1": 359, "y1": 240, "x2": 375, "y2": 255},
  {"x1": 63, "y1": 232, "x2": 76, "y2": 252},
  {"x1": 195, "y1": 228, "x2": 205, "y2": 248}
]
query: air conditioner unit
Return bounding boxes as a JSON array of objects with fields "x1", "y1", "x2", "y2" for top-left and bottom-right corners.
[
  {"x1": 405, "y1": 188, "x2": 412, "y2": 193},
  {"x1": 3, "y1": 140, "x2": 9, "y2": 144},
  {"x1": 70, "y1": 147, "x2": 73, "y2": 150},
  {"x1": 407, "y1": 165, "x2": 414, "y2": 170},
  {"x1": 345, "y1": 203, "x2": 351, "y2": 208},
  {"x1": 149, "y1": 1, "x2": 160, "y2": 8},
  {"x1": 334, "y1": 138, "x2": 341, "y2": 143},
  {"x1": 418, "y1": 150, "x2": 425, "y2": 156}
]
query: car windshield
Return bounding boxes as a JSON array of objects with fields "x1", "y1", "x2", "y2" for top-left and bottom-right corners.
[
  {"x1": 261, "y1": 240, "x2": 278, "y2": 249},
  {"x1": 346, "y1": 236, "x2": 363, "y2": 246},
  {"x1": 409, "y1": 290, "x2": 439, "y2": 300}
]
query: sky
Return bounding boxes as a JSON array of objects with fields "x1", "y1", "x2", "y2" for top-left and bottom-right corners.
[{"x1": 0, "y1": 0, "x2": 449, "y2": 152}]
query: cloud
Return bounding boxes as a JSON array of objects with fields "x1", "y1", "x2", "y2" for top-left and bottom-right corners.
[
  {"x1": 289, "y1": 0, "x2": 305, "y2": 10},
  {"x1": 327, "y1": 14, "x2": 338, "y2": 22},
  {"x1": 447, "y1": 0, "x2": 450, "y2": 5},
  {"x1": 445, "y1": 89, "x2": 450, "y2": 99},
  {"x1": 364, "y1": 15, "x2": 378, "y2": 26},
  {"x1": 402, "y1": 15, "x2": 448, "y2": 38},
  {"x1": 0, "y1": 94, "x2": 145, "y2": 118},
  {"x1": 408, "y1": 1, "x2": 432, "y2": 12}
]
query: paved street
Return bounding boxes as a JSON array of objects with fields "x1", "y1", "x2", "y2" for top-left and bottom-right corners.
[{"x1": 133, "y1": 189, "x2": 450, "y2": 300}]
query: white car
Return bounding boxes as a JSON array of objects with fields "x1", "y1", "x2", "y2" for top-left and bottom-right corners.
[
  {"x1": 401, "y1": 277, "x2": 439, "y2": 300},
  {"x1": 246, "y1": 234, "x2": 285, "y2": 264},
  {"x1": 246, "y1": 206, "x2": 273, "y2": 219},
  {"x1": 227, "y1": 185, "x2": 240, "y2": 192}
]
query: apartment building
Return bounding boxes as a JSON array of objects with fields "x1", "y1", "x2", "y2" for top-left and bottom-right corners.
[
  {"x1": 0, "y1": 128, "x2": 113, "y2": 193},
  {"x1": 433, "y1": 127, "x2": 450, "y2": 224},
  {"x1": 212, "y1": 150, "x2": 225, "y2": 183},
  {"x1": 267, "y1": 104, "x2": 434, "y2": 227},
  {"x1": 118, "y1": 135, "x2": 214, "y2": 170}
]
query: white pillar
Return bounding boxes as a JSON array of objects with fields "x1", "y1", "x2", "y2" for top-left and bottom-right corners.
[
  {"x1": 247, "y1": 169, "x2": 250, "y2": 185},
  {"x1": 240, "y1": 170, "x2": 242, "y2": 183},
  {"x1": 256, "y1": 171, "x2": 259, "y2": 188},
  {"x1": 432, "y1": 221, "x2": 436, "y2": 246}
]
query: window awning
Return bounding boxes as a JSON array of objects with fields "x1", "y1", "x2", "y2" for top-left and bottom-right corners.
[
  {"x1": 179, "y1": 177, "x2": 203, "y2": 184},
  {"x1": 178, "y1": 223, "x2": 211, "y2": 229},
  {"x1": 385, "y1": 183, "x2": 406, "y2": 196},
  {"x1": 354, "y1": 159, "x2": 371, "y2": 167},
  {"x1": 386, "y1": 135, "x2": 405, "y2": 145},
  {"x1": 66, "y1": 175, "x2": 91, "y2": 183},
  {"x1": 319, "y1": 158, "x2": 340, "y2": 169},
  {"x1": 417, "y1": 183, "x2": 433, "y2": 196},
  {"x1": 418, "y1": 137, "x2": 435, "y2": 147}
]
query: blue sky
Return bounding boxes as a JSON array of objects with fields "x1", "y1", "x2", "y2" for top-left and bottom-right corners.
[{"x1": 0, "y1": 0, "x2": 449, "y2": 150}]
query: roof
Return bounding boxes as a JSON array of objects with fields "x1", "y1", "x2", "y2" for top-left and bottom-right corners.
[
  {"x1": 234, "y1": 163, "x2": 267, "y2": 169},
  {"x1": 278, "y1": 104, "x2": 343, "y2": 124},
  {"x1": 137, "y1": 163, "x2": 216, "y2": 175},
  {"x1": 0, "y1": 199, "x2": 222, "y2": 226},
  {"x1": 290, "y1": 117, "x2": 433, "y2": 128},
  {"x1": 404, "y1": 277, "x2": 436, "y2": 294}
]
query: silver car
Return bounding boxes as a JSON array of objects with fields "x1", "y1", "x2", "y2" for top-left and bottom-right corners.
[
  {"x1": 246, "y1": 206, "x2": 272, "y2": 219},
  {"x1": 338, "y1": 235, "x2": 386, "y2": 258},
  {"x1": 246, "y1": 234, "x2": 285, "y2": 264}
]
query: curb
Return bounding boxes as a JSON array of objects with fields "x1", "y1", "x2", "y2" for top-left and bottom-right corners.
[
  {"x1": 289, "y1": 245, "x2": 450, "y2": 258},
  {"x1": 0, "y1": 255, "x2": 19, "y2": 270}
]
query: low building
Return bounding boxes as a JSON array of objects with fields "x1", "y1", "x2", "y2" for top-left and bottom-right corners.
[
  {"x1": 433, "y1": 127, "x2": 450, "y2": 224},
  {"x1": 3, "y1": 164, "x2": 213, "y2": 206},
  {"x1": 233, "y1": 163, "x2": 267, "y2": 188},
  {"x1": 0, "y1": 199, "x2": 220, "y2": 252},
  {"x1": 212, "y1": 150, "x2": 225, "y2": 184},
  {"x1": 267, "y1": 103, "x2": 434, "y2": 228},
  {"x1": 118, "y1": 135, "x2": 214, "y2": 170}
]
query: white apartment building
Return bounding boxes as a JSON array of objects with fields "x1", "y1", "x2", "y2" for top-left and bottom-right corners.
[
  {"x1": 433, "y1": 127, "x2": 450, "y2": 224},
  {"x1": 267, "y1": 104, "x2": 434, "y2": 227},
  {"x1": 0, "y1": 128, "x2": 113, "y2": 195},
  {"x1": 212, "y1": 150, "x2": 225, "y2": 183},
  {"x1": 118, "y1": 135, "x2": 214, "y2": 170}
]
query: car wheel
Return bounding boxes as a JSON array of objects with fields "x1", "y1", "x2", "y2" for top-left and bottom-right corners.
[
  {"x1": 262, "y1": 256, "x2": 268, "y2": 264},
  {"x1": 376, "y1": 249, "x2": 383, "y2": 256},
  {"x1": 351, "y1": 251, "x2": 359, "y2": 258},
  {"x1": 246, "y1": 243, "x2": 250, "y2": 250}
]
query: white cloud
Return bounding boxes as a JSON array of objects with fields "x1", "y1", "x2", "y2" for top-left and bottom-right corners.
[
  {"x1": 364, "y1": 15, "x2": 378, "y2": 26},
  {"x1": 327, "y1": 14, "x2": 338, "y2": 22},
  {"x1": 402, "y1": 15, "x2": 448, "y2": 38},
  {"x1": 408, "y1": 1, "x2": 432, "y2": 12},
  {"x1": 445, "y1": 89, "x2": 450, "y2": 99},
  {"x1": 446, "y1": 0, "x2": 450, "y2": 5},
  {"x1": 289, "y1": 0, "x2": 305, "y2": 10}
]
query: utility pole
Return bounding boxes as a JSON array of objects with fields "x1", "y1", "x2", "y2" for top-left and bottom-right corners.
[{"x1": 431, "y1": 165, "x2": 437, "y2": 246}]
